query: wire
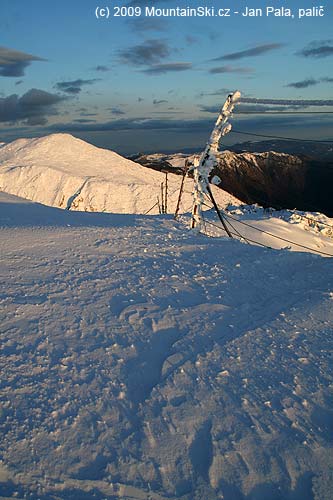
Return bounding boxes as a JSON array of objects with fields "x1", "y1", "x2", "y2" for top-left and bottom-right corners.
[
  {"x1": 203, "y1": 193, "x2": 250, "y2": 243},
  {"x1": 235, "y1": 111, "x2": 333, "y2": 115},
  {"x1": 223, "y1": 212, "x2": 333, "y2": 257},
  {"x1": 202, "y1": 216, "x2": 273, "y2": 249},
  {"x1": 147, "y1": 185, "x2": 187, "y2": 215},
  {"x1": 201, "y1": 211, "x2": 333, "y2": 256},
  {"x1": 171, "y1": 166, "x2": 333, "y2": 255},
  {"x1": 230, "y1": 129, "x2": 333, "y2": 143},
  {"x1": 234, "y1": 192, "x2": 333, "y2": 230},
  {"x1": 144, "y1": 200, "x2": 159, "y2": 215},
  {"x1": 200, "y1": 197, "x2": 333, "y2": 256},
  {"x1": 213, "y1": 192, "x2": 333, "y2": 243}
]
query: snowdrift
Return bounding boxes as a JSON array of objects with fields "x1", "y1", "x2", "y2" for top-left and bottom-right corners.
[{"x1": 0, "y1": 134, "x2": 240, "y2": 214}]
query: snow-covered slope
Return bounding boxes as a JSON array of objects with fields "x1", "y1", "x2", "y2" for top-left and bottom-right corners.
[
  {"x1": 0, "y1": 134, "x2": 239, "y2": 214},
  {"x1": 1, "y1": 191, "x2": 333, "y2": 500}
]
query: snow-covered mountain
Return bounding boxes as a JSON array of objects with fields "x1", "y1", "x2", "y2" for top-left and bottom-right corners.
[
  {"x1": 0, "y1": 134, "x2": 239, "y2": 214},
  {"x1": 230, "y1": 138, "x2": 333, "y2": 160},
  {"x1": 1, "y1": 191, "x2": 333, "y2": 500},
  {"x1": 133, "y1": 150, "x2": 333, "y2": 216}
]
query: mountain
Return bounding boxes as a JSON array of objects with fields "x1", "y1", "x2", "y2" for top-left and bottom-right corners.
[
  {"x1": 0, "y1": 134, "x2": 239, "y2": 215},
  {"x1": 228, "y1": 139, "x2": 333, "y2": 160},
  {"x1": 129, "y1": 139, "x2": 333, "y2": 160},
  {"x1": 133, "y1": 150, "x2": 333, "y2": 216},
  {"x1": 1, "y1": 191, "x2": 333, "y2": 500}
]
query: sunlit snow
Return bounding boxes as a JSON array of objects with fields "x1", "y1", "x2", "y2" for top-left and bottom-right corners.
[{"x1": 1, "y1": 134, "x2": 333, "y2": 500}]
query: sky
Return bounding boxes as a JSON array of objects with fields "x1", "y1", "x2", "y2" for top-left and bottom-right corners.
[{"x1": 0, "y1": 0, "x2": 333, "y2": 154}]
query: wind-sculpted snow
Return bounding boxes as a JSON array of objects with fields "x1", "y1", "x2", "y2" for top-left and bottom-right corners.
[
  {"x1": 1, "y1": 192, "x2": 333, "y2": 499},
  {"x1": 0, "y1": 134, "x2": 239, "y2": 215}
]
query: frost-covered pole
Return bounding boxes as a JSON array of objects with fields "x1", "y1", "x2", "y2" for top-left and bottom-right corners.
[{"x1": 190, "y1": 90, "x2": 241, "y2": 231}]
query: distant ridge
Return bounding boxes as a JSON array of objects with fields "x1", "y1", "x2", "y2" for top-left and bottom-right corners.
[
  {"x1": 228, "y1": 139, "x2": 333, "y2": 160},
  {"x1": 128, "y1": 139, "x2": 333, "y2": 160}
]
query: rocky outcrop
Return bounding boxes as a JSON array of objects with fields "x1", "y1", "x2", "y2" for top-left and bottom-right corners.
[{"x1": 214, "y1": 151, "x2": 333, "y2": 216}]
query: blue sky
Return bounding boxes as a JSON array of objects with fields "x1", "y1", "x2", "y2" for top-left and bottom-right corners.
[{"x1": 1, "y1": 0, "x2": 332, "y2": 153}]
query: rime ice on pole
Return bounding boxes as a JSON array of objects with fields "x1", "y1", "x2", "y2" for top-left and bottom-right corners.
[{"x1": 190, "y1": 91, "x2": 241, "y2": 230}]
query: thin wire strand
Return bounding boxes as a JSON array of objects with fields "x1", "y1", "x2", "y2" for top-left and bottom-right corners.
[
  {"x1": 199, "y1": 197, "x2": 333, "y2": 256},
  {"x1": 223, "y1": 212, "x2": 333, "y2": 257},
  {"x1": 202, "y1": 216, "x2": 273, "y2": 249},
  {"x1": 203, "y1": 193, "x2": 250, "y2": 243},
  {"x1": 235, "y1": 111, "x2": 333, "y2": 115},
  {"x1": 230, "y1": 129, "x2": 333, "y2": 143}
]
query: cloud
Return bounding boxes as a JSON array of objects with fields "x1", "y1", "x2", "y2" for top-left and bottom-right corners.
[
  {"x1": 233, "y1": 113, "x2": 333, "y2": 131},
  {"x1": 119, "y1": 39, "x2": 171, "y2": 66},
  {"x1": 153, "y1": 99, "x2": 168, "y2": 105},
  {"x1": 209, "y1": 65, "x2": 253, "y2": 74},
  {"x1": 55, "y1": 79, "x2": 100, "y2": 94},
  {"x1": 47, "y1": 113, "x2": 333, "y2": 140},
  {"x1": 200, "y1": 104, "x2": 305, "y2": 114},
  {"x1": 186, "y1": 35, "x2": 199, "y2": 45},
  {"x1": 213, "y1": 43, "x2": 283, "y2": 61},
  {"x1": 236, "y1": 104, "x2": 301, "y2": 113},
  {"x1": 322, "y1": 77, "x2": 333, "y2": 83},
  {"x1": 152, "y1": 110, "x2": 184, "y2": 114},
  {"x1": 286, "y1": 78, "x2": 318, "y2": 89},
  {"x1": 73, "y1": 118, "x2": 97, "y2": 123},
  {"x1": 198, "y1": 88, "x2": 233, "y2": 98},
  {"x1": 199, "y1": 104, "x2": 225, "y2": 113},
  {"x1": 94, "y1": 65, "x2": 110, "y2": 72},
  {"x1": 0, "y1": 46, "x2": 45, "y2": 77},
  {"x1": 142, "y1": 62, "x2": 192, "y2": 75},
  {"x1": 200, "y1": 97, "x2": 333, "y2": 114},
  {"x1": 298, "y1": 40, "x2": 333, "y2": 58},
  {"x1": 127, "y1": 18, "x2": 166, "y2": 33},
  {"x1": 0, "y1": 88, "x2": 66, "y2": 125},
  {"x1": 48, "y1": 117, "x2": 214, "y2": 133},
  {"x1": 241, "y1": 98, "x2": 333, "y2": 106},
  {"x1": 109, "y1": 107, "x2": 126, "y2": 115}
]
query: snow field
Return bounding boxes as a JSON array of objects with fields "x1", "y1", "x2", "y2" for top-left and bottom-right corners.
[{"x1": 1, "y1": 192, "x2": 333, "y2": 499}]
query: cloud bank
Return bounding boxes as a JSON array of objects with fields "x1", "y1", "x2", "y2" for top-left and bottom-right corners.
[
  {"x1": 0, "y1": 89, "x2": 66, "y2": 125},
  {"x1": 119, "y1": 39, "x2": 171, "y2": 66},
  {"x1": 298, "y1": 40, "x2": 333, "y2": 58},
  {"x1": 0, "y1": 46, "x2": 45, "y2": 77}
]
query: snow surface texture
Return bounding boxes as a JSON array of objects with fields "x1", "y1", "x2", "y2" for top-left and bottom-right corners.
[
  {"x1": 1, "y1": 191, "x2": 333, "y2": 500},
  {"x1": 0, "y1": 134, "x2": 239, "y2": 215}
]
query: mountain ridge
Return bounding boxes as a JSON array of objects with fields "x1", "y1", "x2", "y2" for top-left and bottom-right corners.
[
  {"x1": 133, "y1": 149, "x2": 333, "y2": 216},
  {"x1": 0, "y1": 133, "x2": 240, "y2": 214}
]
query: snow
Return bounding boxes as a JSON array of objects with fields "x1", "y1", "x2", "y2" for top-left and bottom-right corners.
[
  {"x1": 199, "y1": 205, "x2": 333, "y2": 256},
  {"x1": 1, "y1": 190, "x2": 333, "y2": 500},
  {"x1": 0, "y1": 133, "x2": 239, "y2": 214}
]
